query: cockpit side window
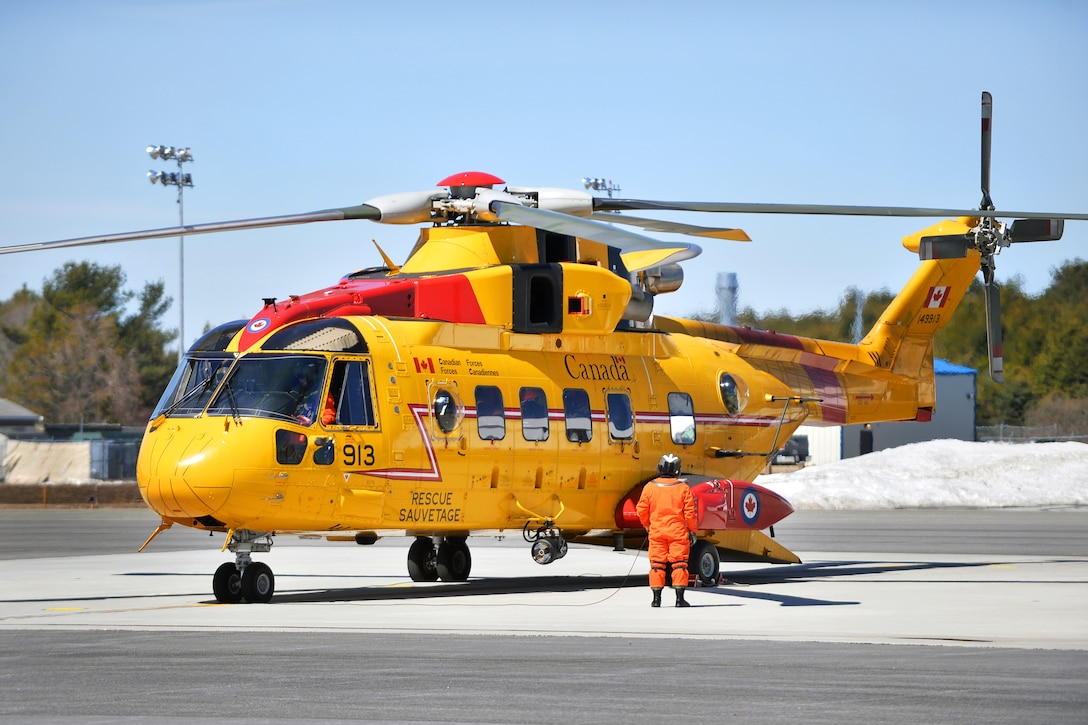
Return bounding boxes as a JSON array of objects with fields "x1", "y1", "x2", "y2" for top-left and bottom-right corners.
[{"x1": 327, "y1": 359, "x2": 377, "y2": 427}]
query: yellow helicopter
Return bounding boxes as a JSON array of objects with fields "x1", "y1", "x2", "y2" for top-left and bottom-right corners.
[{"x1": 3, "y1": 92, "x2": 1084, "y2": 603}]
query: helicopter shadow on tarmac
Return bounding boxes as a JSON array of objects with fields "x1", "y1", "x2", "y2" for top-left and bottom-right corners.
[
  {"x1": 56, "y1": 556, "x2": 1037, "y2": 608},
  {"x1": 224, "y1": 557, "x2": 1006, "y2": 607},
  {"x1": 252, "y1": 573, "x2": 647, "y2": 605},
  {"x1": 698, "y1": 557, "x2": 1044, "y2": 608}
]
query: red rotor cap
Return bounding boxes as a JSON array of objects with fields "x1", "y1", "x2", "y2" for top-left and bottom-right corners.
[{"x1": 437, "y1": 171, "x2": 505, "y2": 188}]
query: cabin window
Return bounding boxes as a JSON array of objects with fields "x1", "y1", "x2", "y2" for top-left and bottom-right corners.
[
  {"x1": 475, "y1": 385, "x2": 505, "y2": 441},
  {"x1": 668, "y1": 392, "x2": 696, "y2": 445},
  {"x1": 606, "y1": 392, "x2": 634, "y2": 440},
  {"x1": 326, "y1": 359, "x2": 377, "y2": 427},
  {"x1": 563, "y1": 388, "x2": 592, "y2": 443},
  {"x1": 719, "y1": 373, "x2": 749, "y2": 416},
  {"x1": 520, "y1": 387, "x2": 550, "y2": 442}
]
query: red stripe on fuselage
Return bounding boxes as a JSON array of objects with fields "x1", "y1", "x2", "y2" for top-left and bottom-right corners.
[{"x1": 728, "y1": 326, "x2": 806, "y2": 350}]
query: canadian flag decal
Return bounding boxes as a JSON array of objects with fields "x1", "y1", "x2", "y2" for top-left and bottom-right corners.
[
  {"x1": 924, "y1": 285, "x2": 950, "y2": 309},
  {"x1": 413, "y1": 357, "x2": 435, "y2": 374}
]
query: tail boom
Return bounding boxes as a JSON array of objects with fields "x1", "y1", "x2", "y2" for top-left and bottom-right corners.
[{"x1": 655, "y1": 218, "x2": 982, "y2": 427}]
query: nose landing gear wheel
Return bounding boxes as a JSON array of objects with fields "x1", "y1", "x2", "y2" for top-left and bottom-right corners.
[
  {"x1": 437, "y1": 537, "x2": 471, "y2": 582},
  {"x1": 212, "y1": 562, "x2": 244, "y2": 603},
  {"x1": 241, "y1": 562, "x2": 275, "y2": 603}
]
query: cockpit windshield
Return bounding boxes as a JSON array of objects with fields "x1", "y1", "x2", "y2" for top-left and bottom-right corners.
[
  {"x1": 206, "y1": 354, "x2": 329, "y2": 425},
  {"x1": 151, "y1": 354, "x2": 235, "y2": 419}
]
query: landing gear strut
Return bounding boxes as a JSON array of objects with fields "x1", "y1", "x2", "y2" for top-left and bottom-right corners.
[
  {"x1": 407, "y1": 536, "x2": 472, "y2": 582},
  {"x1": 212, "y1": 529, "x2": 275, "y2": 603}
]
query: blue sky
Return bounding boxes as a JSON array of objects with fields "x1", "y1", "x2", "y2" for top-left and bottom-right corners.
[{"x1": 1, "y1": 0, "x2": 1085, "y2": 351}]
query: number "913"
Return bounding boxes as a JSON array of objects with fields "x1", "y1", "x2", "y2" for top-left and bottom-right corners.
[{"x1": 343, "y1": 443, "x2": 375, "y2": 466}]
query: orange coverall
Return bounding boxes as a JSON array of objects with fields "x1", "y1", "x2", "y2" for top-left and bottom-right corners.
[{"x1": 636, "y1": 477, "x2": 698, "y2": 589}]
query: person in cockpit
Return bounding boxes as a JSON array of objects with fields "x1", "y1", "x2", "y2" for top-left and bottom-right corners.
[{"x1": 290, "y1": 363, "x2": 322, "y2": 425}]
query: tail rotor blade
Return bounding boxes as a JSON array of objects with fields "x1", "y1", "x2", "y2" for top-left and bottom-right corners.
[
  {"x1": 981, "y1": 91, "x2": 993, "y2": 209},
  {"x1": 1007, "y1": 218, "x2": 1064, "y2": 243},
  {"x1": 983, "y1": 280, "x2": 1004, "y2": 383}
]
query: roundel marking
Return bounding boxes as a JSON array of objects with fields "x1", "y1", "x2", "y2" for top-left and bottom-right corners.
[
  {"x1": 740, "y1": 487, "x2": 760, "y2": 525},
  {"x1": 247, "y1": 318, "x2": 271, "y2": 334}
]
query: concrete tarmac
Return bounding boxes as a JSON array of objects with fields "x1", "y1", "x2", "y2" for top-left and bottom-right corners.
[{"x1": 1, "y1": 507, "x2": 1086, "y2": 723}]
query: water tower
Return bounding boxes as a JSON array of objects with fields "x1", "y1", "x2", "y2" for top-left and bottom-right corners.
[{"x1": 716, "y1": 272, "x2": 738, "y2": 326}]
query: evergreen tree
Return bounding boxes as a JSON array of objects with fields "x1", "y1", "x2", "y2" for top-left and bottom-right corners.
[{"x1": 0, "y1": 261, "x2": 176, "y2": 425}]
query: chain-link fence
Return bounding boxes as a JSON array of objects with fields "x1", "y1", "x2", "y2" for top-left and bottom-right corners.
[
  {"x1": 1, "y1": 438, "x2": 140, "y2": 483},
  {"x1": 977, "y1": 424, "x2": 1088, "y2": 443}
]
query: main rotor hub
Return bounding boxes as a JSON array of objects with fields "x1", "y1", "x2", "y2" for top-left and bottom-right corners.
[{"x1": 437, "y1": 171, "x2": 505, "y2": 200}]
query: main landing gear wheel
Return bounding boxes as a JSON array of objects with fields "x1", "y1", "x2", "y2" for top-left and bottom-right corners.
[
  {"x1": 689, "y1": 540, "x2": 720, "y2": 586},
  {"x1": 241, "y1": 561, "x2": 275, "y2": 603},
  {"x1": 212, "y1": 562, "x2": 244, "y2": 603},
  {"x1": 407, "y1": 537, "x2": 439, "y2": 582},
  {"x1": 437, "y1": 537, "x2": 471, "y2": 582}
]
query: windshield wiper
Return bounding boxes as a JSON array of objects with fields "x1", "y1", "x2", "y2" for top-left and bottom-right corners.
[
  {"x1": 223, "y1": 376, "x2": 242, "y2": 424},
  {"x1": 162, "y1": 374, "x2": 217, "y2": 418}
]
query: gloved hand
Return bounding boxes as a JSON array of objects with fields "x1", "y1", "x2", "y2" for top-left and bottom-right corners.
[{"x1": 688, "y1": 531, "x2": 697, "y2": 545}]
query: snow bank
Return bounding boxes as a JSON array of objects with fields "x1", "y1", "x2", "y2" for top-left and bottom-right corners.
[{"x1": 760, "y1": 439, "x2": 1088, "y2": 509}]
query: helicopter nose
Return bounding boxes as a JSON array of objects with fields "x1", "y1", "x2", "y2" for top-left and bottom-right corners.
[{"x1": 138, "y1": 421, "x2": 233, "y2": 520}]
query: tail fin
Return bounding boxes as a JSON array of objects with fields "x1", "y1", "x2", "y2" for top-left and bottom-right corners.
[{"x1": 859, "y1": 217, "x2": 981, "y2": 380}]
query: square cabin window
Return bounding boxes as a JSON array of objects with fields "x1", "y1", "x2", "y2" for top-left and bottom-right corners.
[
  {"x1": 563, "y1": 388, "x2": 592, "y2": 443},
  {"x1": 475, "y1": 385, "x2": 505, "y2": 441},
  {"x1": 668, "y1": 392, "x2": 696, "y2": 445},
  {"x1": 606, "y1": 392, "x2": 634, "y2": 440},
  {"x1": 520, "y1": 387, "x2": 550, "y2": 442}
]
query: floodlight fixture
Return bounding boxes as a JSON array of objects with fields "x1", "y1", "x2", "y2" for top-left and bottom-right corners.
[
  {"x1": 582, "y1": 176, "x2": 621, "y2": 197},
  {"x1": 145, "y1": 143, "x2": 195, "y2": 361}
]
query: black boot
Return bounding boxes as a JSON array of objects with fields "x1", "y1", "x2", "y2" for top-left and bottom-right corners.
[
  {"x1": 675, "y1": 588, "x2": 690, "y2": 607},
  {"x1": 651, "y1": 589, "x2": 662, "y2": 608}
]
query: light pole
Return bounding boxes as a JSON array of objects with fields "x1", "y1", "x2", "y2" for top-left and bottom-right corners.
[{"x1": 146, "y1": 145, "x2": 194, "y2": 362}]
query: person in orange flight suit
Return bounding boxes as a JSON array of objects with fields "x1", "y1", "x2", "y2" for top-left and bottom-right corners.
[
  {"x1": 321, "y1": 393, "x2": 337, "y2": 426},
  {"x1": 636, "y1": 453, "x2": 698, "y2": 608}
]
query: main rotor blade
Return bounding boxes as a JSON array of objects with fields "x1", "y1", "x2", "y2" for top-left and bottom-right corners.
[
  {"x1": 589, "y1": 212, "x2": 751, "y2": 241},
  {"x1": 0, "y1": 204, "x2": 382, "y2": 255},
  {"x1": 981, "y1": 91, "x2": 993, "y2": 209},
  {"x1": 492, "y1": 202, "x2": 701, "y2": 269},
  {"x1": 984, "y1": 280, "x2": 1004, "y2": 383},
  {"x1": 594, "y1": 197, "x2": 1088, "y2": 221}
]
